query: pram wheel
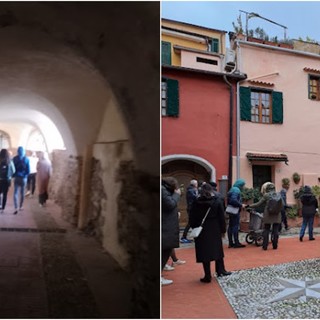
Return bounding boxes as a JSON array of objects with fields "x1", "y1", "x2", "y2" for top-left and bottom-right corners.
[
  {"x1": 255, "y1": 235, "x2": 264, "y2": 247},
  {"x1": 245, "y1": 233, "x2": 255, "y2": 244}
]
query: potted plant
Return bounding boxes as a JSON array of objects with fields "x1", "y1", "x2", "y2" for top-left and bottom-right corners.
[
  {"x1": 282, "y1": 177, "x2": 290, "y2": 189},
  {"x1": 286, "y1": 205, "x2": 300, "y2": 227},
  {"x1": 293, "y1": 186, "x2": 304, "y2": 216},
  {"x1": 311, "y1": 185, "x2": 320, "y2": 227},
  {"x1": 292, "y1": 172, "x2": 301, "y2": 184}
]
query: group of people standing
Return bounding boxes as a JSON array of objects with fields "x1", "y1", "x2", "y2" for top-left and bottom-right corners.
[
  {"x1": 0, "y1": 146, "x2": 52, "y2": 214},
  {"x1": 161, "y1": 175, "x2": 319, "y2": 286}
]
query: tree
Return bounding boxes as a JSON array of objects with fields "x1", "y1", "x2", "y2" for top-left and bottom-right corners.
[{"x1": 232, "y1": 14, "x2": 244, "y2": 34}]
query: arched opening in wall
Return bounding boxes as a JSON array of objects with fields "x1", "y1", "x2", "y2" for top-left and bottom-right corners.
[
  {"x1": 0, "y1": 130, "x2": 11, "y2": 149},
  {"x1": 162, "y1": 158, "x2": 212, "y2": 226},
  {"x1": 26, "y1": 129, "x2": 48, "y2": 153}
]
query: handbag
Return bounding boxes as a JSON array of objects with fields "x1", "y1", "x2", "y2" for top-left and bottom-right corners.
[
  {"x1": 225, "y1": 205, "x2": 239, "y2": 214},
  {"x1": 190, "y1": 207, "x2": 211, "y2": 238}
]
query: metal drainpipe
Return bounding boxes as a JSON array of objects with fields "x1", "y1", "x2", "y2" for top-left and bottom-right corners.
[{"x1": 223, "y1": 74, "x2": 233, "y2": 191}]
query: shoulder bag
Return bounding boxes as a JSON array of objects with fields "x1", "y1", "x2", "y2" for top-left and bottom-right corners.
[
  {"x1": 190, "y1": 207, "x2": 211, "y2": 238},
  {"x1": 225, "y1": 205, "x2": 239, "y2": 214}
]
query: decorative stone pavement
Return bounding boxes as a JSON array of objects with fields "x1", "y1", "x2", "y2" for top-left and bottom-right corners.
[{"x1": 162, "y1": 229, "x2": 320, "y2": 319}]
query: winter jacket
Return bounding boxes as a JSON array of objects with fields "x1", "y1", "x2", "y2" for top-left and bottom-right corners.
[
  {"x1": 300, "y1": 186, "x2": 318, "y2": 218},
  {"x1": 186, "y1": 185, "x2": 198, "y2": 212},
  {"x1": 189, "y1": 195, "x2": 226, "y2": 263},
  {"x1": 226, "y1": 179, "x2": 246, "y2": 212},
  {"x1": 12, "y1": 147, "x2": 30, "y2": 179},
  {"x1": 161, "y1": 184, "x2": 180, "y2": 250},
  {"x1": 0, "y1": 159, "x2": 15, "y2": 180},
  {"x1": 249, "y1": 186, "x2": 282, "y2": 225}
]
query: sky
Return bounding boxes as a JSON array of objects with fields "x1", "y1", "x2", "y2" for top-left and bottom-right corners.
[{"x1": 161, "y1": 1, "x2": 320, "y2": 43}]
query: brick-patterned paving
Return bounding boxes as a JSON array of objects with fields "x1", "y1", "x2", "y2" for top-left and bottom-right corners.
[{"x1": 162, "y1": 235, "x2": 320, "y2": 319}]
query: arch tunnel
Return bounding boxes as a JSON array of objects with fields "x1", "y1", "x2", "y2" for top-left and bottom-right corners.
[{"x1": 0, "y1": 2, "x2": 160, "y2": 318}]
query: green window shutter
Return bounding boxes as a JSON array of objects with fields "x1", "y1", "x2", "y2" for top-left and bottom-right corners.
[
  {"x1": 272, "y1": 91, "x2": 283, "y2": 124},
  {"x1": 210, "y1": 38, "x2": 219, "y2": 53},
  {"x1": 161, "y1": 41, "x2": 171, "y2": 65},
  {"x1": 167, "y1": 79, "x2": 179, "y2": 117},
  {"x1": 240, "y1": 87, "x2": 251, "y2": 121}
]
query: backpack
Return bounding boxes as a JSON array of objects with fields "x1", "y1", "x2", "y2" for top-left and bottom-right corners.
[
  {"x1": 266, "y1": 192, "x2": 283, "y2": 215},
  {"x1": 0, "y1": 161, "x2": 8, "y2": 180}
]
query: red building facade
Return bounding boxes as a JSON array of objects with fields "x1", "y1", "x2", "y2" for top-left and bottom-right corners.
[{"x1": 162, "y1": 65, "x2": 245, "y2": 222}]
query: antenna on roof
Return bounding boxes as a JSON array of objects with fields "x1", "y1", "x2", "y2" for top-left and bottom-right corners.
[{"x1": 239, "y1": 10, "x2": 287, "y2": 40}]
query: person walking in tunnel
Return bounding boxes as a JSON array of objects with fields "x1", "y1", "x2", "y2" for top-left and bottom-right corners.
[
  {"x1": 12, "y1": 146, "x2": 30, "y2": 214},
  {"x1": 26, "y1": 151, "x2": 38, "y2": 198},
  {"x1": 0, "y1": 149, "x2": 15, "y2": 213},
  {"x1": 37, "y1": 151, "x2": 52, "y2": 207}
]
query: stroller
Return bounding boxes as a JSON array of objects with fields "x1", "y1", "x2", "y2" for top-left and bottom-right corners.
[{"x1": 245, "y1": 208, "x2": 264, "y2": 246}]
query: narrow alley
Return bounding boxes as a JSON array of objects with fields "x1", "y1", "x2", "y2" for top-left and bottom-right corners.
[{"x1": 0, "y1": 190, "x2": 131, "y2": 318}]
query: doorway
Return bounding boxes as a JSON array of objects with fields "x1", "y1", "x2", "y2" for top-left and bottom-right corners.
[
  {"x1": 252, "y1": 165, "x2": 272, "y2": 191},
  {"x1": 162, "y1": 160, "x2": 210, "y2": 226}
]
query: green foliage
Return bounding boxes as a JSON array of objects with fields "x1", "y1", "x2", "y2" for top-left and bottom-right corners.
[
  {"x1": 254, "y1": 27, "x2": 268, "y2": 40},
  {"x1": 232, "y1": 14, "x2": 244, "y2": 34},
  {"x1": 241, "y1": 187, "x2": 262, "y2": 202},
  {"x1": 292, "y1": 172, "x2": 301, "y2": 183},
  {"x1": 311, "y1": 185, "x2": 320, "y2": 198},
  {"x1": 281, "y1": 178, "x2": 290, "y2": 188},
  {"x1": 293, "y1": 186, "x2": 304, "y2": 199},
  {"x1": 298, "y1": 36, "x2": 318, "y2": 44},
  {"x1": 286, "y1": 205, "x2": 298, "y2": 219}
]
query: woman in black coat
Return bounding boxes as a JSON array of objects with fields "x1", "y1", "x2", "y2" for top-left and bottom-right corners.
[
  {"x1": 299, "y1": 185, "x2": 318, "y2": 241},
  {"x1": 190, "y1": 183, "x2": 231, "y2": 283},
  {"x1": 161, "y1": 177, "x2": 181, "y2": 285}
]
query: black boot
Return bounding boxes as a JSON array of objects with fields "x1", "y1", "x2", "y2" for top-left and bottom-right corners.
[
  {"x1": 201, "y1": 262, "x2": 212, "y2": 283},
  {"x1": 216, "y1": 259, "x2": 232, "y2": 277}
]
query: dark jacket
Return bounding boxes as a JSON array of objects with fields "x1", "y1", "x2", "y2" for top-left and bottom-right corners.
[
  {"x1": 300, "y1": 187, "x2": 318, "y2": 218},
  {"x1": 226, "y1": 179, "x2": 246, "y2": 212},
  {"x1": 186, "y1": 185, "x2": 198, "y2": 212},
  {"x1": 280, "y1": 188, "x2": 290, "y2": 210},
  {"x1": 161, "y1": 184, "x2": 180, "y2": 250},
  {"x1": 250, "y1": 191, "x2": 282, "y2": 224},
  {"x1": 13, "y1": 147, "x2": 30, "y2": 179},
  {"x1": 189, "y1": 195, "x2": 226, "y2": 263}
]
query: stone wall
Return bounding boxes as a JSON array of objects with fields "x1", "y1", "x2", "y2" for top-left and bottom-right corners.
[
  {"x1": 116, "y1": 161, "x2": 159, "y2": 318},
  {"x1": 50, "y1": 150, "x2": 82, "y2": 225}
]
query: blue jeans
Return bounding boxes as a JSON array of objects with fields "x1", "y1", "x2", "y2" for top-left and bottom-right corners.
[
  {"x1": 227, "y1": 213, "x2": 240, "y2": 245},
  {"x1": 300, "y1": 216, "x2": 314, "y2": 239},
  {"x1": 13, "y1": 177, "x2": 27, "y2": 210}
]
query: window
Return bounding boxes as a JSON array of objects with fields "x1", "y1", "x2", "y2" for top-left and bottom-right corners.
[
  {"x1": 250, "y1": 90, "x2": 272, "y2": 123},
  {"x1": 208, "y1": 38, "x2": 219, "y2": 53},
  {"x1": 308, "y1": 75, "x2": 320, "y2": 100},
  {"x1": 161, "y1": 78, "x2": 179, "y2": 117},
  {"x1": 161, "y1": 41, "x2": 172, "y2": 65},
  {"x1": 240, "y1": 87, "x2": 283, "y2": 124}
]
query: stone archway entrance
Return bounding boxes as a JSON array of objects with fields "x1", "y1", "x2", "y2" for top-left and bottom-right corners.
[{"x1": 162, "y1": 159, "x2": 211, "y2": 226}]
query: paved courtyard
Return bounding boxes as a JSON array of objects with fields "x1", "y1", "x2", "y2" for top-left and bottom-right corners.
[{"x1": 162, "y1": 229, "x2": 320, "y2": 319}]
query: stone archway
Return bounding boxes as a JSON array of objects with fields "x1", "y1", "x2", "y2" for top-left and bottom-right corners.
[{"x1": 0, "y1": 3, "x2": 160, "y2": 318}]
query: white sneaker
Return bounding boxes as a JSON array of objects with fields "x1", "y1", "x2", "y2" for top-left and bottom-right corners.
[
  {"x1": 161, "y1": 277, "x2": 173, "y2": 286},
  {"x1": 164, "y1": 264, "x2": 175, "y2": 271},
  {"x1": 172, "y1": 259, "x2": 186, "y2": 266}
]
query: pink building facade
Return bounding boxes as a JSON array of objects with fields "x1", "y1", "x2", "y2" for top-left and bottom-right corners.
[{"x1": 234, "y1": 38, "x2": 320, "y2": 203}]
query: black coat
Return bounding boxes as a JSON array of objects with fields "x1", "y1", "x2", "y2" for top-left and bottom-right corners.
[
  {"x1": 161, "y1": 185, "x2": 180, "y2": 250},
  {"x1": 301, "y1": 193, "x2": 318, "y2": 218},
  {"x1": 189, "y1": 195, "x2": 226, "y2": 263}
]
